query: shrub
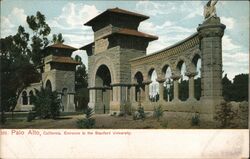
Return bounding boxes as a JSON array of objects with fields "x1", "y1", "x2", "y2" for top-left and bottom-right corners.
[
  {"x1": 214, "y1": 102, "x2": 236, "y2": 128},
  {"x1": 153, "y1": 105, "x2": 164, "y2": 121},
  {"x1": 33, "y1": 87, "x2": 61, "y2": 119},
  {"x1": 77, "y1": 107, "x2": 95, "y2": 129},
  {"x1": 27, "y1": 111, "x2": 35, "y2": 122},
  {"x1": 133, "y1": 106, "x2": 146, "y2": 121},
  {"x1": 191, "y1": 112, "x2": 200, "y2": 126}
]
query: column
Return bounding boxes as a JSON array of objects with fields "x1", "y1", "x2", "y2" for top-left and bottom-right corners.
[
  {"x1": 130, "y1": 83, "x2": 137, "y2": 103},
  {"x1": 143, "y1": 80, "x2": 151, "y2": 102},
  {"x1": 197, "y1": 17, "x2": 225, "y2": 100},
  {"x1": 156, "y1": 77, "x2": 166, "y2": 102},
  {"x1": 197, "y1": 16, "x2": 225, "y2": 118},
  {"x1": 171, "y1": 75, "x2": 181, "y2": 102},
  {"x1": 186, "y1": 72, "x2": 197, "y2": 101}
]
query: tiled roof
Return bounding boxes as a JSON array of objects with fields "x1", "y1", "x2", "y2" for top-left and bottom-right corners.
[
  {"x1": 107, "y1": 8, "x2": 149, "y2": 19},
  {"x1": 85, "y1": 7, "x2": 149, "y2": 26},
  {"x1": 115, "y1": 28, "x2": 158, "y2": 40},
  {"x1": 46, "y1": 43, "x2": 77, "y2": 51},
  {"x1": 47, "y1": 56, "x2": 81, "y2": 65}
]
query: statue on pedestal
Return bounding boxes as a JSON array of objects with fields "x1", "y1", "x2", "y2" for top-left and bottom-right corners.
[{"x1": 204, "y1": 0, "x2": 218, "y2": 20}]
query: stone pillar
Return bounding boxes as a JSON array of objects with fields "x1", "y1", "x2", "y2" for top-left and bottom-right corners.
[
  {"x1": 171, "y1": 75, "x2": 181, "y2": 102},
  {"x1": 186, "y1": 72, "x2": 197, "y2": 101},
  {"x1": 197, "y1": 17, "x2": 225, "y2": 115},
  {"x1": 65, "y1": 93, "x2": 75, "y2": 112},
  {"x1": 143, "y1": 80, "x2": 151, "y2": 102},
  {"x1": 156, "y1": 77, "x2": 166, "y2": 103},
  {"x1": 130, "y1": 83, "x2": 136, "y2": 103},
  {"x1": 88, "y1": 88, "x2": 96, "y2": 110}
]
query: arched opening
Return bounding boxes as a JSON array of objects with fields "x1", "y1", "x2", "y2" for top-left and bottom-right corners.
[
  {"x1": 45, "y1": 80, "x2": 52, "y2": 92},
  {"x1": 162, "y1": 65, "x2": 173, "y2": 102},
  {"x1": 95, "y1": 65, "x2": 112, "y2": 114},
  {"x1": 22, "y1": 91, "x2": 28, "y2": 105},
  {"x1": 177, "y1": 60, "x2": 189, "y2": 101},
  {"x1": 29, "y1": 90, "x2": 34, "y2": 105},
  {"x1": 134, "y1": 71, "x2": 144, "y2": 103},
  {"x1": 148, "y1": 69, "x2": 159, "y2": 102},
  {"x1": 192, "y1": 54, "x2": 201, "y2": 100}
]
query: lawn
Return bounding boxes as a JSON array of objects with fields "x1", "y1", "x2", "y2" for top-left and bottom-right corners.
[{"x1": 0, "y1": 112, "x2": 216, "y2": 129}]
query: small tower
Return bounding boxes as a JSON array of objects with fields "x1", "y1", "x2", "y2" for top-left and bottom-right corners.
[
  {"x1": 42, "y1": 43, "x2": 80, "y2": 112},
  {"x1": 81, "y1": 7, "x2": 158, "y2": 114}
]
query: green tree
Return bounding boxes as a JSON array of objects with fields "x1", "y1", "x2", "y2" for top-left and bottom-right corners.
[
  {"x1": 52, "y1": 33, "x2": 64, "y2": 44},
  {"x1": 33, "y1": 87, "x2": 61, "y2": 119},
  {"x1": 232, "y1": 74, "x2": 248, "y2": 101},
  {"x1": 27, "y1": 11, "x2": 51, "y2": 66},
  {"x1": 1, "y1": 27, "x2": 40, "y2": 124},
  {"x1": 75, "y1": 55, "x2": 88, "y2": 90},
  {"x1": 222, "y1": 74, "x2": 233, "y2": 101},
  {"x1": 74, "y1": 55, "x2": 88, "y2": 111}
]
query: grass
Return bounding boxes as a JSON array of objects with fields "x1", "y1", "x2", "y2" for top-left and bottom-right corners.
[{"x1": 0, "y1": 112, "x2": 217, "y2": 129}]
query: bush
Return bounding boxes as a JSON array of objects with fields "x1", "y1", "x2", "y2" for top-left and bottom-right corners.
[
  {"x1": 153, "y1": 105, "x2": 164, "y2": 121},
  {"x1": 191, "y1": 112, "x2": 200, "y2": 126},
  {"x1": 33, "y1": 87, "x2": 61, "y2": 119},
  {"x1": 133, "y1": 106, "x2": 146, "y2": 121},
  {"x1": 77, "y1": 107, "x2": 95, "y2": 129},
  {"x1": 27, "y1": 111, "x2": 35, "y2": 122},
  {"x1": 214, "y1": 102, "x2": 236, "y2": 128}
]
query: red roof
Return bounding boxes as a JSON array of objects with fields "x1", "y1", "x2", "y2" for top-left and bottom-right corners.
[
  {"x1": 85, "y1": 7, "x2": 149, "y2": 26},
  {"x1": 115, "y1": 28, "x2": 158, "y2": 40},
  {"x1": 47, "y1": 56, "x2": 81, "y2": 65},
  {"x1": 46, "y1": 43, "x2": 77, "y2": 51}
]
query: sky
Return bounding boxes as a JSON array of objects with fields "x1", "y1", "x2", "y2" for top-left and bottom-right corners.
[{"x1": 1, "y1": 0, "x2": 249, "y2": 81}]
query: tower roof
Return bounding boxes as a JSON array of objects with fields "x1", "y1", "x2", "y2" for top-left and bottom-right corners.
[
  {"x1": 84, "y1": 7, "x2": 149, "y2": 26},
  {"x1": 45, "y1": 43, "x2": 77, "y2": 51}
]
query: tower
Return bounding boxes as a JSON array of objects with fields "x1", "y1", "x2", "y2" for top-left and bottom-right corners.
[
  {"x1": 197, "y1": 17, "x2": 226, "y2": 119},
  {"x1": 42, "y1": 43, "x2": 80, "y2": 112},
  {"x1": 81, "y1": 7, "x2": 158, "y2": 114}
]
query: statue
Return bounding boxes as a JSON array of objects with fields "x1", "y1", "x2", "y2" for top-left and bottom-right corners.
[{"x1": 204, "y1": 0, "x2": 218, "y2": 20}]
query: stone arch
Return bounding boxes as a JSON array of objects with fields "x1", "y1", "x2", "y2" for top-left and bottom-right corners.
[
  {"x1": 176, "y1": 59, "x2": 189, "y2": 101},
  {"x1": 148, "y1": 68, "x2": 159, "y2": 102},
  {"x1": 22, "y1": 91, "x2": 28, "y2": 105},
  {"x1": 191, "y1": 53, "x2": 202, "y2": 100},
  {"x1": 94, "y1": 64, "x2": 112, "y2": 114},
  {"x1": 161, "y1": 64, "x2": 174, "y2": 102},
  {"x1": 45, "y1": 80, "x2": 52, "y2": 92},
  {"x1": 91, "y1": 56, "x2": 116, "y2": 87},
  {"x1": 134, "y1": 71, "x2": 144, "y2": 102},
  {"x1": 29, "y1": 90, "x2": 34, "y2": 105}
]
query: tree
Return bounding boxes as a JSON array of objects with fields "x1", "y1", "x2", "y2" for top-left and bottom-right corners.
[
  {"x1": 52, "y1": 33, "x2": 64, "y2": 44},
  {"x1": 232, "y1": 74, "x2": 248, "y2": 101},
  {"x1": 222, "y1": 74, "x2": 233, "y2": 101},
  {"x1": 75, "y1": 55, "x2": 88, "y2": 90},
  {"x1": 27, "y1": 11, "x2": 51, "y2": 66},
  {"x1": 74, "y1": 55, "x2": 88, "y2": 111},
  {"x1": 1, "y1": 27, "x2": 40, "y2": 124},
  {"x1": 33, "y1": 87, "x2": 61, "y2": 119}
]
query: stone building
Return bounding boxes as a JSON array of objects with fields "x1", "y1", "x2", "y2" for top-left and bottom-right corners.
[
  {"x1": 81, "y1": 7, "x2": 226, "y2": 121},
  {"x1": 15, "y1": 43, "x2": 80, "y2": 112}
]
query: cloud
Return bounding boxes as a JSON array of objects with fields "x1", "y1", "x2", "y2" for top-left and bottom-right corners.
[
  {"x1": 47, "y1": 3, "x2": 100, "y2": 68},
  {"x1": 135, "y1": 1, "x2": 166, "y2": 16},
  {"x1": 1, "y1": 7, "x2": 27, "y2": 37},
  {"x1": 222, "y1": 35, "x2": 241, "y2": 51},
  {"x1": 221, "y1": 17, "x2": 235, "y2": 30},
  {"x1": 139, "y1": 20, "x2": 195, "y2": 54}
]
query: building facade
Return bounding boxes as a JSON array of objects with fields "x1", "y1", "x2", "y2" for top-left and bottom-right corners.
[
  {"x1": 82, "y1": 7, "x2": 226, "y2": 121},
  {"x1": 15, "y1": 43, "x2": 80, "y2": 112}
]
